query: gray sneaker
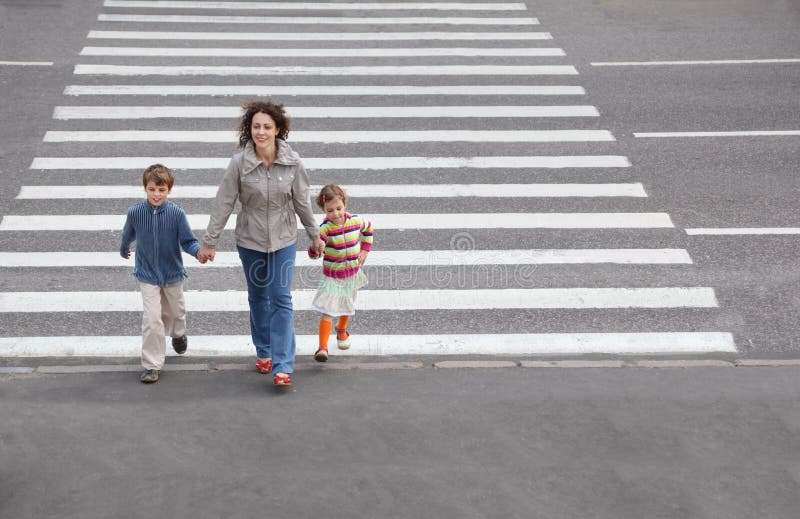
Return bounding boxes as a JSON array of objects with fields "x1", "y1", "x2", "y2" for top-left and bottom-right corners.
[
  {"x1": 140, "y1": 369, "x2": 160, "y2": 383},
  {"x1": 172, "y1": 335, "x2": 187, "y2": 354}
]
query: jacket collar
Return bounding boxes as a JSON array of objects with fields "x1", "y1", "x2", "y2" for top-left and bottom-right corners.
[
  {"x1": 146, "y1": 200, "x2": 171, "y2": 213},
  {"x1": 322, "y1": 213, "x2": 352, "y2": 226},
  {"x1": 242, "y1": 139, "x2": 299, "y2": 173}
]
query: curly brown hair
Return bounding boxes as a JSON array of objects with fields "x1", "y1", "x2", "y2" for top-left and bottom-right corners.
[
  {"x1": 237, "y1": 100, "x2": 290, "y2": 148},
  {"x1": 315, "y1": 184, "x2": 346, "y2": 209}
]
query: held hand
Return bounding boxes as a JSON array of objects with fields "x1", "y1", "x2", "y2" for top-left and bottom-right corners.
[
  {"x1": 358, "y1": 251, "x2": 368, "y2": 266},
  {"x1": 198, "y1": 245, "x2": 216, "y2": 263},
  {"x1": 313, "y1": 238, "x2": 325, "y2": 257}
]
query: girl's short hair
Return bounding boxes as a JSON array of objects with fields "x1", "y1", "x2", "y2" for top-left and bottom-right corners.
[
  {"x1": 238, "y1": 100, "x2": 290, "y2": 148},
  {"x1": 316, "y1": 184, "x2": 346, "y2": 209},
  {"x1": 142, "y1": 163, "x2": 174, "y2": 189}
]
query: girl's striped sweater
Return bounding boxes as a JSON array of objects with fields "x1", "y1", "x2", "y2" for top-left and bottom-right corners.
[{"x1": 310, "y1": 213, "x2": 374, "y2": 279}]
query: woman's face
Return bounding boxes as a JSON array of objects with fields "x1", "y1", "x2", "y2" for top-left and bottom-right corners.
[{"x1": 251, "y1": 111, "x2": 279, "y2": 151}]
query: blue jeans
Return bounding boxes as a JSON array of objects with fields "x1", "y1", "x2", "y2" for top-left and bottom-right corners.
[{"x1": 237, "y1": 244, "x2": 296, "y2": 374}]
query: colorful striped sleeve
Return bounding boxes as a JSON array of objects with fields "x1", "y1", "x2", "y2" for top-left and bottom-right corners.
[{"x1": 359, "y1": 216, "x2": 374, "y2": 251}]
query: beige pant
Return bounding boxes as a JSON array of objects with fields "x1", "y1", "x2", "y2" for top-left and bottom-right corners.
[{"x1": 140, "y1": 282, "x2": 186, "y2": 370}]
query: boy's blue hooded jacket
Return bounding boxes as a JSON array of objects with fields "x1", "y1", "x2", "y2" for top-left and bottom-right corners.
[{"x1": 120, "y1": 200, "x2": 200, "y2": 286}]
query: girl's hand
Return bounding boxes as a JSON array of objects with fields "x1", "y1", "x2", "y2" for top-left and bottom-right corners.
[
  {"x1": 313, "y1": 238, "x2": 325, "y2": 257},
  {"x1": 358, "y1": 251, "x2": 368, "y2": 266}
]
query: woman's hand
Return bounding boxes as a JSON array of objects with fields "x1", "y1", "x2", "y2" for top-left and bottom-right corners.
[
  {"x1": 198, "y1": 245, "x2": 216, "y2": 263},
  {"x1": 313, "y1": 238, "x2": 325, "y2": 257}
]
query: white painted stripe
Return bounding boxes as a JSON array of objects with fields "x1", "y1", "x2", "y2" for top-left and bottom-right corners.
[
  {"x1": 0, "y1": 249, "x2": 692, "y2": 268},
  {"x1": 0, "y1": 332, "x2": 736, "y2": 357},
  {"x1": 30, "y1": 155, "x2": 631, "y2": 170},
  {"x1": 103, "y1": 1, "x2": 528, "y2": 10},
  {"x1": 98, "y1": 14, "x2": 540, "y2": 24},
  {"x1": 73, "y1": 64, "x2": 576, "y2": 76},
  {"x1": 43, "y1": 129, "x2": 614, "y2": 143},
  {"x1": 80, "y1": 46, "x2": 565, "y2": 57},
  {"x1": 63, "y1": 84, "x2": 586, "y2": 96},
  {"x1": 53, "y1": 105, "x2": 600, "y2": 120},
  {"x1": 87, "y1": 30, "x2": 552, "y2": 41},
  {"x1": 634, "y1": 131, "x2": 800, "y2": 138},
  {"x1": 0, "y1": 288, "x2": 718, "y2": 312},
  {"x1": 0, "y1": 213, "x2": 673, "y2": 231},
  {"x1": 686, "y1": 228, "x2": 800, "y2": 235},
  {"x1": 17, "y1": 183, "x2": 644, "y2": 199},
  {"x1": 0, "y1": 60, "x2": 54, "y2": 66},
  {"x1": 592, "y1": 58, "x2": 800, "y2": 66}
]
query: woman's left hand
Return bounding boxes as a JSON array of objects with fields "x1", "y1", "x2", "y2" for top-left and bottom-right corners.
[{"x1": 313, "y1": 238, "x2": 325, "y2": 257}]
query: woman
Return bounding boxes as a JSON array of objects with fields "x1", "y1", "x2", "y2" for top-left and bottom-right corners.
[{"x1": 198, "y1": 101, "x2": 324, "y2": 387}]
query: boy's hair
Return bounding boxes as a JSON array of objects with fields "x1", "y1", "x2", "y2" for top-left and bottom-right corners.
[
  {"x1": 142, "y1": 164, "x2": 174, "y2": 189},
  {"x1": 316, "y1": 184, "x2": 346, "y2": 209},
  {"x1": 238, "y1": 100, "x2": 291, "y2": 148}
]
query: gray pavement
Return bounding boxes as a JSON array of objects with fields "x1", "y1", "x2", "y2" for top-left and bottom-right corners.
[
  {"x1": 2, "y1": 1, "x2": 800, "y2": 516},
  {"x1": 2, "y1": 360, "x2": 800, "y2": 519}
]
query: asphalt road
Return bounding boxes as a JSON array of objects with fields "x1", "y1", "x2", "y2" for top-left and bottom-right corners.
[
  {"x1": 2, "y1": 0, "x2": 798, "y2": 354},
  {"x1": 2, "y1": 362, "x2": 800, "y2": 519},
  {"x1": 2, "y1": 1, "x2": 800, "y2": 517}
]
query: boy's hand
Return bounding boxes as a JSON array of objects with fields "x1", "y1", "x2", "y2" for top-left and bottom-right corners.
[
  {"x1": 358, "y1": 251, "x2": 368, "y2": 266},
  {"x1": 198, "y1": 245, "x2": 215, "y2": 263}
]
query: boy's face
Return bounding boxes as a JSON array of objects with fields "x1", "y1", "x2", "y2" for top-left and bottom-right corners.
[{"x1": 145, "y1": 181, "x2": 170, "y2": 207}]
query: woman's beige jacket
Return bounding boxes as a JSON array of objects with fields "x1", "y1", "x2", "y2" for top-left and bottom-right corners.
[{"x1": 202, "y1": 140, "x2": 319, "y2": 253}]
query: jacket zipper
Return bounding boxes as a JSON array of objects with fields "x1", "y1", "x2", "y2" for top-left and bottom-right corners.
[{"x1": 152, "y1": 206, "x2": 161, "y2": 285}]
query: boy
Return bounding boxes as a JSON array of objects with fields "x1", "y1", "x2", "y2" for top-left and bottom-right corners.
[{"x1": 120, "y1": 164, "x2": 203, "y2": 383}]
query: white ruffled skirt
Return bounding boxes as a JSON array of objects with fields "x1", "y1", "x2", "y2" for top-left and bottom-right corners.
[{"x1": 310, "y1": 271, "x2": 368, "y2": 316}]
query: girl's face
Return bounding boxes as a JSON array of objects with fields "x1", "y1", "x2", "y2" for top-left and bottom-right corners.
[
  {"x1": 323, "y1": 197, "x2": 346, "y2": 225},
  {"x1": 251, "y1": 112, "x2": 279, "y2": 152}
]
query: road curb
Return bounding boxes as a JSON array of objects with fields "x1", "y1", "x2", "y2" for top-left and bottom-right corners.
[{"x1": 4, "y1": 358, "x2": 800, "y2": 377}]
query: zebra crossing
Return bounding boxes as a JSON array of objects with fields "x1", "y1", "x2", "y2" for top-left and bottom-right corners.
[{"x1": 0, "y1": 0, "x2": 735, "y2": 357}]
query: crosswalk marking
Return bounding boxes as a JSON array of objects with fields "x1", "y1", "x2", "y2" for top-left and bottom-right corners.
[
  {"x1": 0, "y1": 333, "x2": 737, "y2": 357},
  {"x1": 63, "y1": 85, "x2": 587, "y2": 96},
  {"x1": 0, "y1": 61, "x2": 54, "y2": 66},
  {"x1": 43, "y1": 130, "x2": 615, "y2": 143},
  {"x1": 97, "y1": 14, "x2": 540, "y2": 24},
  {"x1": 103, "y1": 1, "x2": 529, "y2": 10},
  {"x1": 0, "y1": 249, "x2": 693, "y2": 268},
  {"x1": 635, "y1": 130, "x2": 800, "y2": 138},
  {"x1": 80, "y1": 46, "x2": 566, "y2": 57},
  {"x1": 3, "y1": 0, "x2": 736, "y2": 359},
  {"x1": 17, "y1": 183, "x2": 644, "y2": 199},
  {"x1": 0, "y1": 288, "x2": 719, "y2": 312},
  {"x1": 74, "y1": 64, "x2": 577, "y2": 76},
  {"x1": 686, "y1": 228, "x2": 800, "y2": 235},
  {"x1": 30, "y1": 155, "x2": 632, "y2": 170},
  {"x1": 87, "y1": 30, "x2": 553, "y2": 41},
  {"x1": 592, "y1": 58, "x2": 800, "y2": 66},
  {"x1": 52, "y1": 105, "x2": 600, "y2": 120},
  {"x1": 0, "y1": 213, "x2": 674, "y2": 231}
]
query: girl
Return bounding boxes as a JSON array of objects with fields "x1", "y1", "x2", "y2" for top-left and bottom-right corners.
[{"x1": 308, "y1": 185, "x2": 374, "y2": 361}]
